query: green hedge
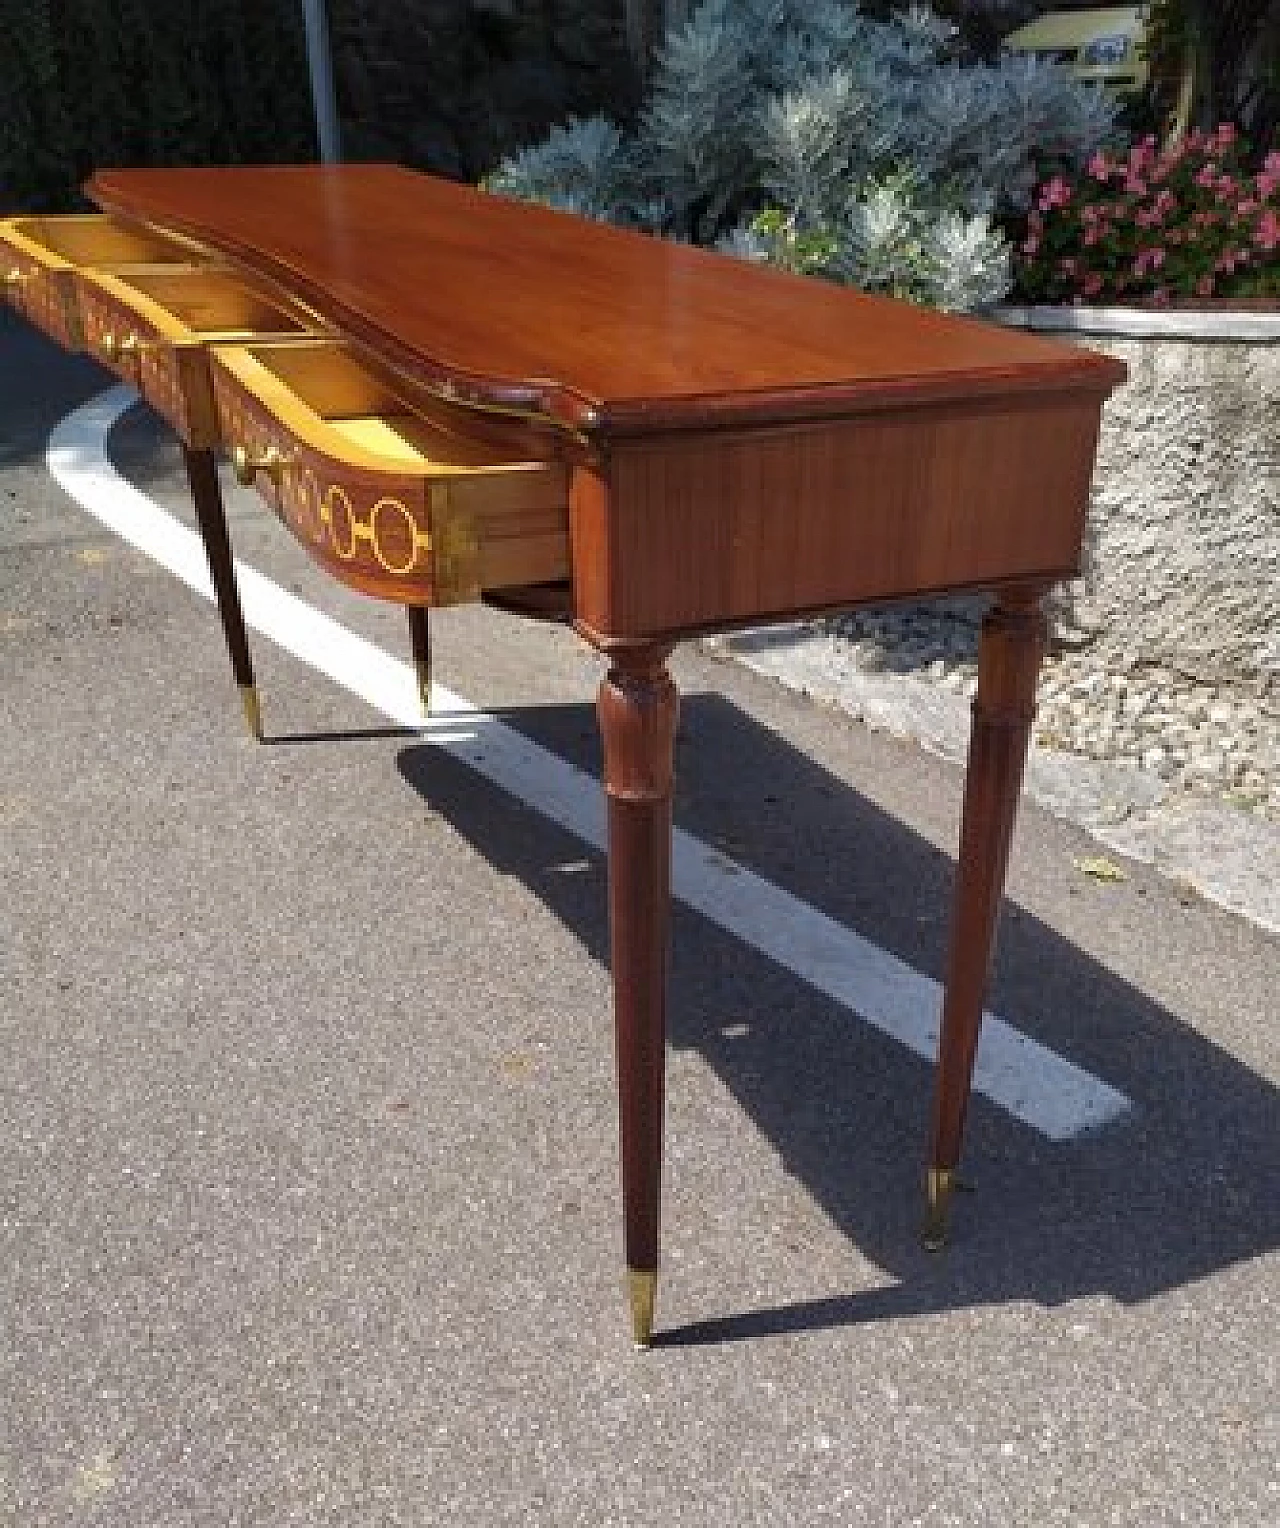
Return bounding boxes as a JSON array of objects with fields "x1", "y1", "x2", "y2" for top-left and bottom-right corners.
[{"x1": 0, "y1": 0, "x2": 317, "y2": 211}]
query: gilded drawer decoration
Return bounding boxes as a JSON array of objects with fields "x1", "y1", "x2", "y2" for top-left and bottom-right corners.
[
  {"x1": 1, "y1": 213, "x2": 205, "y2": 350},
  {"x1": 210, "y1": 340, "x2": 569, "y2": 606}
]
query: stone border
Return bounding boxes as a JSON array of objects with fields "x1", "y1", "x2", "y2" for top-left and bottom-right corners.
[{"x1": 995, "y1": 304, "x2": 1280, "y2": 343}]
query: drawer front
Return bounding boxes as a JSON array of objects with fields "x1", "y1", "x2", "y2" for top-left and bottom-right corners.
[
  {"x1": 1, "y1": 251, "x2": 81, "y2": 349},
  {"x1": 2, "y1": 213, "x2": 201, "y2": 351},
  {"x1": 211, "y1": 348, "x2": 570, "y2": 607},
  {"x1": 76, "y1": 278, "x2": 196, "y2": 440},
  {"x1": 213, "y1": 364, "x2": 438, "y2": 601}
]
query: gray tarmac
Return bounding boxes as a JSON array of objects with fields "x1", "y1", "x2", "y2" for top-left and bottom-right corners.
[{"x1": 2, "y1": 309, "x2": 1278, "y2": 1525}]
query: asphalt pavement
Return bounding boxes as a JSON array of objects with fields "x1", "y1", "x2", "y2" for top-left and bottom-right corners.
[{"x1": 2, "y1": 308, "x2": 1277, "y2": 1525}]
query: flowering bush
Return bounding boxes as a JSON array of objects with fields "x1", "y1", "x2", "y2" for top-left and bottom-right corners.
[
  {"x1": 1015, "y1": 126, "x2": 1280, "y2": 304},
  {"x1": 491, "y1": 0, "x2": 1122, "y2": 313}
]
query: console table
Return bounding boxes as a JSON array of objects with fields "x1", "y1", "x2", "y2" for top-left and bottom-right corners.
[{"x1": 2, "y1": 167, "x2": 1125, "y2": 1344}]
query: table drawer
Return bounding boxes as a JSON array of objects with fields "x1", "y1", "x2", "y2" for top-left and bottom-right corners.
[
  {"x1": 77, "y1": 267, "x2": 315, "y2": 448},
  {"x1": 0, "y1": 213, "x2": 204, "y2": 349},
  {"x1": 211, "y1": 340, "x2": 570, "y2": 605}
]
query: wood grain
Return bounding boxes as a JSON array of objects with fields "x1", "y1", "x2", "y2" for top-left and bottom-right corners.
[
  {"x1": 597, "y1": 645, "x2": 679, "y2": 1282},
  {"x1": 930, "y1": 588, "x2": 1049, "y2": 1174},
  {"x1": 87, "y1": 167, "x2": 1125, "y2": 439},
  {"x1": 577, "y1": 395, "x2": 1103, "y2": 642}
]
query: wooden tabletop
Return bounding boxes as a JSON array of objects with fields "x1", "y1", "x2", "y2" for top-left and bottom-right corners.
[{"x1": 89, "y1": 165, "x2": 1125, "y2": 439}]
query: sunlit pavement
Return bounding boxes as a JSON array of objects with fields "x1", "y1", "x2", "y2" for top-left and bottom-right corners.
[{"x1": 4, "y1": 309, "x2": 1277, "y2": 1525}]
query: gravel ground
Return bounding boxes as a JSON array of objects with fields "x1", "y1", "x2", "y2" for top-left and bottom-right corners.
[{"x1": 827, "y1": 599, "x2": 1279, "y2": 823}]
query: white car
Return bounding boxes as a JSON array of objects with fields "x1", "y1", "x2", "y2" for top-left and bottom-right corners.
[{"x1": 1003, "y1": 4, "x2": 1150, "y2": 93}]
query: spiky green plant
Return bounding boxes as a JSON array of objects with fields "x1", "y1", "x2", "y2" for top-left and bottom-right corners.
[{"x1": 490, "y1": 0, "x2": 1124, "y2": 311}]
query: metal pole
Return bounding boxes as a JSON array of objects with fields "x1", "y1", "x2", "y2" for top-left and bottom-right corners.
[{"x1": 301, "y1": 0, "x2": 342, "y2": 163}]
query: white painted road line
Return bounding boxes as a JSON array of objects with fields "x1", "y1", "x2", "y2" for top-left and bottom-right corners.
[{"x1": 47, "y1": 386, "x2": 1133, "y2": 1141}]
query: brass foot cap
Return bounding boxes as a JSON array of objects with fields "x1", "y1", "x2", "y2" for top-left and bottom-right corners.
[
  {"x1": 239, "y1": 684, "x2": 263, "y2": 741},
  {"x1": 922, "y1": 1166, "x2": 956, "y2": 1253},
  {"x1": 628, "y1": 1269, "x2": 657, "y2": 1349}
]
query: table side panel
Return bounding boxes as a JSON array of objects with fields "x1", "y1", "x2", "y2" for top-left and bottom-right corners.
[{"x1": 574, "y1": 393, "x2": 1105, "y2": 641}]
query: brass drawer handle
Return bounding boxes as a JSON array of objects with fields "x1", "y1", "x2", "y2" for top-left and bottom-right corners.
[
  {"x1": 98, "y1": 331, "x2": 150, "y2": 363},
  {"x1": 231, "y1": 442, "x2": 291, "y2": 488}
]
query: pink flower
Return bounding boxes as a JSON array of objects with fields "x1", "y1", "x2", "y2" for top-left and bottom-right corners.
[
  {"x1": 1213, "y1": 123, "x2": 1237, "y2": 150},
  {"x1": 1151, "y1": 287, "x2": 1171, "y2": 307},
  {"x1": 1133, "y1": 247, "x2": 1168, "y2": 279},
  {"x1": 1237, "y1": 199, "x2": 1259, "y2": 217},
  {"x1": 1214, "y1": 247, "x2": 1250, "y2": 274},
  {"x1": 1195, "y1": 165, "x2": 1220, "y2": 190},
  {"x1": 1021, "y1": 233, "x2": 1042, "y2": 257},
  {"x1": 1088, "y1": 151, "x2": 1112, "y2": 182},
  {"x1": 1082, "y1": 273, "x2": 1105, "y2": 298},
  {"x1": 1124, "y1": 175, "x2": 1148, "y2": 197},
  {"x1": 1264, "y1": 152, "x2": 1280, "y2": 175},
  {"x1": 1129, "y1": 136, "x2": 1158, "y2": 172},
  {"x1": 1195, "y1": 275, "x2": 1215, "y2": 297},
  {"x1": 1256, "y1": 211, "x2": 1280, "y2": 252},
  {"x1": 1038, "y1": 175, "x2": 1072, "y2": 212}
]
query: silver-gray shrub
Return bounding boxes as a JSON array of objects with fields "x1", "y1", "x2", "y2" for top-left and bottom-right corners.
[{"x1": 488, "y1": 0, "x2": 1123, "y2": 311}]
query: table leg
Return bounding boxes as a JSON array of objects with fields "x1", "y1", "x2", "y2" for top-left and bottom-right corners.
[
  {"x1": 597, "y1": 644, "x2": 678, "y2": 1347},
  {"x1": 407, "y1": 605, "x2": 432, "y2": 716},
  {"x1": 925, "y1": 587, "x2": 1048, "y2": 1249},
  {"x1": 181, "y1": 444, "x2": 261, "y2": 740}
]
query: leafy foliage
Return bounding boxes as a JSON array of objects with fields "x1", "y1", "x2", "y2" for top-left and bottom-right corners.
[
  {"x1": 0, "y1": 0, "x2": 316, "y2": 211},
  {"x1": 487, "y1": 118, "x2": 644, "y2": 222},
  {"x1": 489, "y1": 0, "x2": 1122, "y2": 311},
  {"x1": 1017, "y1": 127, "x2": 1280, "y2": 303}
]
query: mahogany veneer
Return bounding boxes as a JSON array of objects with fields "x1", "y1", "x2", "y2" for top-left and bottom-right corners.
[{"x1": 11, "y1": 166, "x2": 1126, "y2": 1345}]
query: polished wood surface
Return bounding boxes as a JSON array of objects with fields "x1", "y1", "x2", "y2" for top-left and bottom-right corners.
[
  {"x1": 3, "y1": 170, "x2": 1127, "y2": 1340},
  {"x1": 88, "y1": 166, "x2": 1125, "y2": 437},
  {"x1": 578, "y1": 397, "x2": 1104, "y2": 642},
  {"x1": 597, "y1": 645, "x2": 679, "y2": 1324},
  {"x1": 930, "y1": 590, "x2": 1048, "y2": 1174}
]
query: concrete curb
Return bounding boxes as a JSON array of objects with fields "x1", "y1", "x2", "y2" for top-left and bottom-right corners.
[{"x1": 995, "y1": 304, "x2": 1280, "y2": 343}]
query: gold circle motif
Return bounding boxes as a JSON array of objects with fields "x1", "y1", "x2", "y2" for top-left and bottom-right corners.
[
  {"x1": 324, "y1": 484, "x2": 358, "y2": 561},
  {"x1": 369, "y1": 496, "x2": 423, "y2": 577}
]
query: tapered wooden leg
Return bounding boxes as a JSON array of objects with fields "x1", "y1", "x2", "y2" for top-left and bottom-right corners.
[
  {"x1": 181, "y1": 444, "x2": 260, "y2": 739},
  {"x1": 925, "y1": 587, "x2": 1048, "y2": 1248},
  {"x1": 407, "y1": 605, "x2": 431, "y2": 715},
  {"x1": 597, "y1": 644, "x2": 678, "y2": 1346}
]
